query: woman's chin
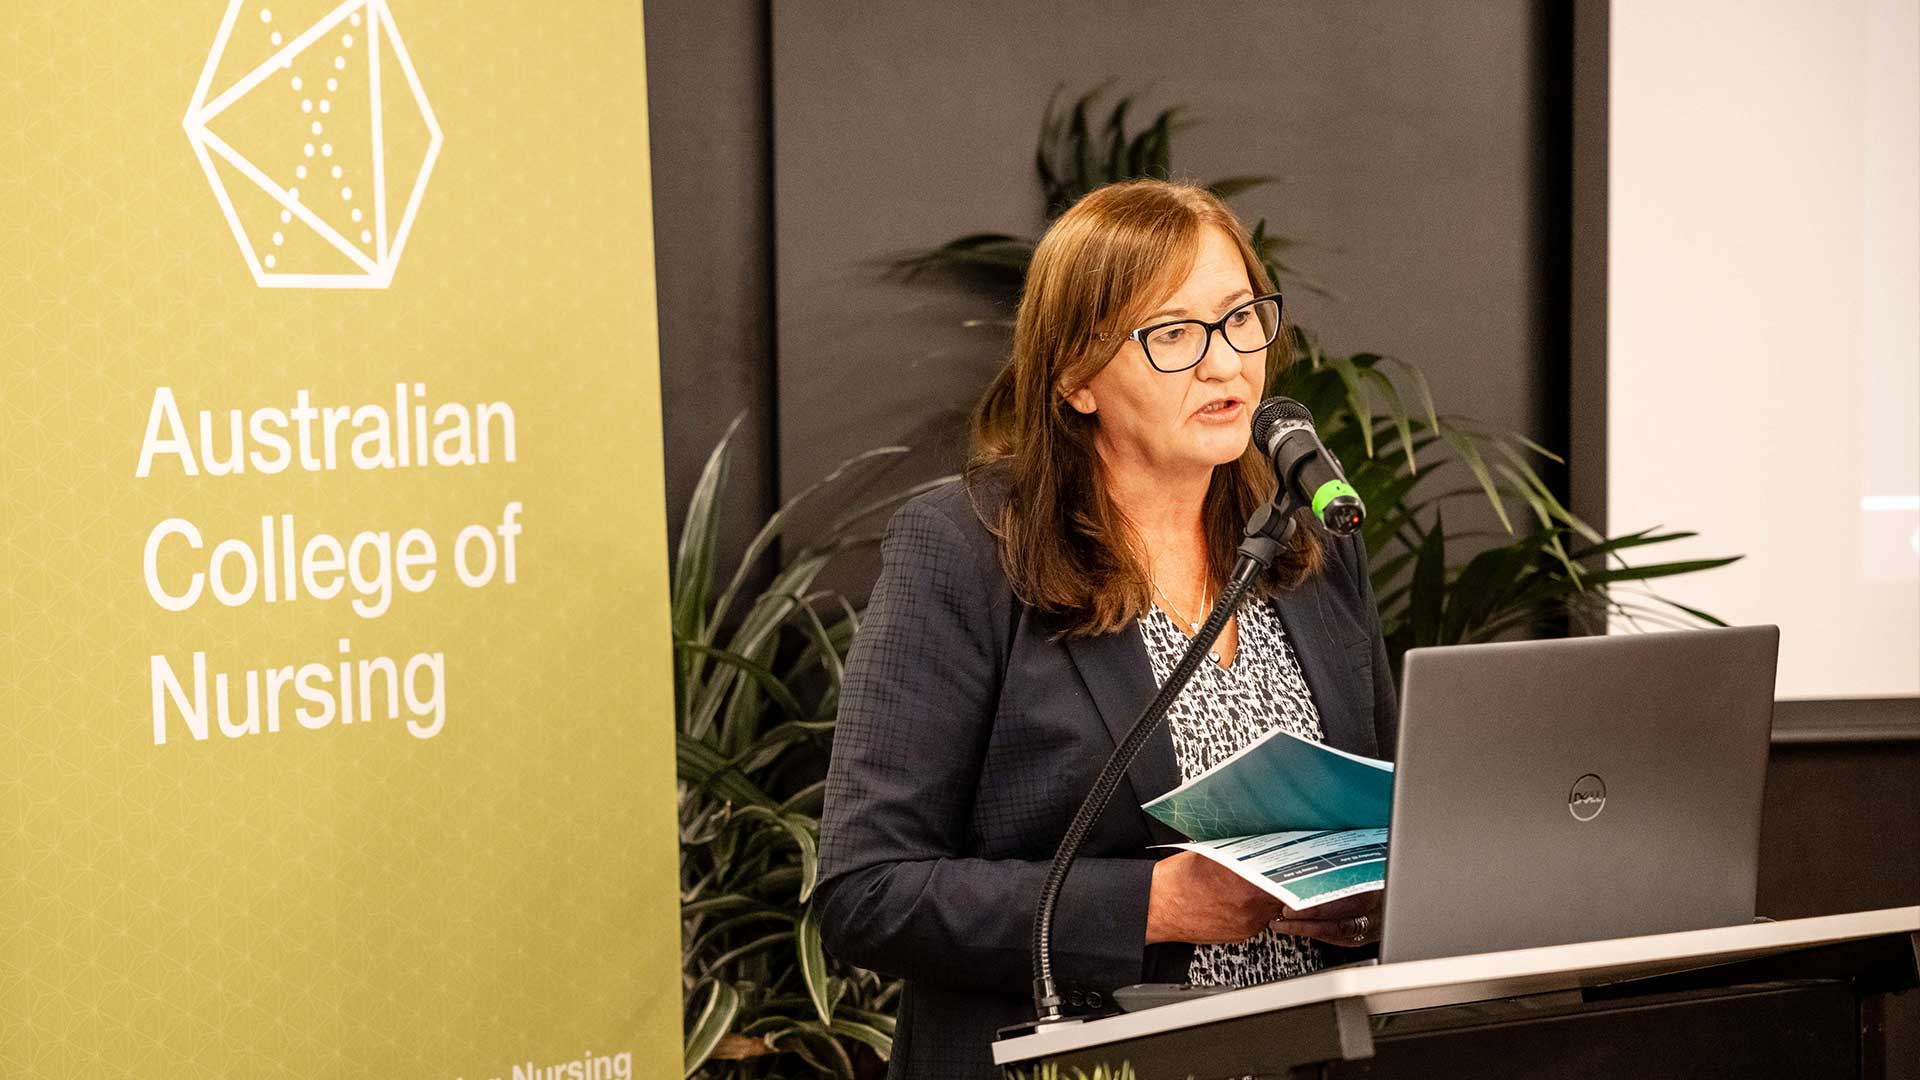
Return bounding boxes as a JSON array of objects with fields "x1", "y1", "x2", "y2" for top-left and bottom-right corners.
[{"x1": 1191, "y1": 428, "x2": 1252, "y2": 467}]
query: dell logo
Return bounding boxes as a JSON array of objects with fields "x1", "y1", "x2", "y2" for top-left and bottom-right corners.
[{"x1": 1568, "y1": 774, "x2": 1607, "y2": 821}]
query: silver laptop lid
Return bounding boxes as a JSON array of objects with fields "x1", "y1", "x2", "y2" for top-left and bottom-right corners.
[{"x1": 1381, "y1": 625, "x2": 1779, "y2": 963}]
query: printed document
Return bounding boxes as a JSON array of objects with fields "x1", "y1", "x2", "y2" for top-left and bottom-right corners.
[
  {"x1": 1161, "y1": 828, "x2": 1387, "y2": 910},
  {"x1": 1142, "y1": 727, "x2": 1394, "y2": 911}
]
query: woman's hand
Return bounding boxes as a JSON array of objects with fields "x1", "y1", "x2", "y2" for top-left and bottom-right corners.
[
  {"x1": 1145, "y1": 852, "x2": 1385, "y2": 947},
  {"x1": 1266, "y1": 891, "x2": 1383, "y2": 947},
  {"x1": 1145, "y1": 851, "x2": 1288, "y2": 944}
]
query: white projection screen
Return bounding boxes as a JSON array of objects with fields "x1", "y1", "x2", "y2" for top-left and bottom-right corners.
[{"x1": 1609, "y1": 0, "x2": 1919, "y2": 699}]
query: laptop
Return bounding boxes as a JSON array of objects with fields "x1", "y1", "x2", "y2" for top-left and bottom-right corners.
[
  {"x1": 1110, "y1": 625, "x2": 1780, "y2": 1012},
  {"x1": 1379, "y1": 624, "x2": 1780, "y2": 963}
]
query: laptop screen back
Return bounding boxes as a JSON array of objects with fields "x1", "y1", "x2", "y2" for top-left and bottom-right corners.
[{"x1": 1380, "y1": 625, "x2": 1779, "y2": 963}]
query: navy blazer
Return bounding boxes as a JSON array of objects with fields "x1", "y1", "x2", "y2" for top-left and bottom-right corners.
[{"x1": 816, "y1": 476, "x2": 1398, "y2": 1079}]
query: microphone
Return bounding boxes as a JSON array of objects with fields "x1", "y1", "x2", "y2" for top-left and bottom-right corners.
[{"x1": 1251, "y1": 397, "x2": 1365, "y2": 536}]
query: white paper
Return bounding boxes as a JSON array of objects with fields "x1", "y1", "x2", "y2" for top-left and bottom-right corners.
[{"x1": 1159, "y1": 827, "x2": 1387, "y2": 911}]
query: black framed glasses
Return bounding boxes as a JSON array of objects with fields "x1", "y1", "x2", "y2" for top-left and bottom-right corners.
[{"x1": 1096, "y1": 292, "x2": 1284, "y2": 373}]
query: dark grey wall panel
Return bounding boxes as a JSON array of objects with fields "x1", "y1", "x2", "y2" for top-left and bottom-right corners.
[
  {"x1": 646, "y1": 0, "x2": 776, "y2": 568},
  {"x1": 1759, "y1": 738, "x2": 1920, "y2": 1080},
  {"x1": 1759, "y1": 740, "x2": 1920, "y2": 920},
  {"x1": 772, "y1": 0, "x2": 1562, "y2": 569},
  {"x1": 1568, "y1": 0, "x2": 1609, "y2": 531}
]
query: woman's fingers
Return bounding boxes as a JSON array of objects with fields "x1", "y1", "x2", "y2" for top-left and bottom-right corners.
[{"x1": 1268, "y1": 911, "x2": 1380, "y2": 946}]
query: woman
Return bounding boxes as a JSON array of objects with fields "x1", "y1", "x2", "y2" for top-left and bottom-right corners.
[{"x1": 815, "y1": 178, "x2": 1397, "y2": 1079}]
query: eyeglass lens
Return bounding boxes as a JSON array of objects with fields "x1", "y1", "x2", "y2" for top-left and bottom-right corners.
[{"x1": 1142, "y1": 298, "x2": 1281, "y2": 371}]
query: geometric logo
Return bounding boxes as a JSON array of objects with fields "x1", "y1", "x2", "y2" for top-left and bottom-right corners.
[
  {"x1": 1567, "y1": 773, "x2": 1607, "y2": 822},
  {"x1": 183, "y1": 0, "x2": 443, "y2": 288}
]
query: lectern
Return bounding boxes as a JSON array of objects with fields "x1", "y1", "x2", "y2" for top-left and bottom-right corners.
[{"x1": 992, "y1": 906, "x2": 1919, "y2": 1079}]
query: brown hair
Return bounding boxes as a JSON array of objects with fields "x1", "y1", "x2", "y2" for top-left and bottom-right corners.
[{"x1": 966, "y1": 178, "x2": 1323, "y2": 638}]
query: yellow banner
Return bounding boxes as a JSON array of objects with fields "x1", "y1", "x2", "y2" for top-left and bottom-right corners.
[{"x1": 1, "y1": 2, "x2": 681, "y2": 1076}]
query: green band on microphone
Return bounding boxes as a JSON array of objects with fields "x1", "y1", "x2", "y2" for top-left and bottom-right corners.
[{"x1": 1312, "y1": 478, "x2": 1359, "y2": 518}]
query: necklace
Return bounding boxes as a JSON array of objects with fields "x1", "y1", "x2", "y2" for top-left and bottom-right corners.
[
  {"x1": 1151, "y1": 577, "x2": 1209, "y2": 633},
  {"x1": 1151, "y1": 574, "x2": 1225, "y2": 665}
]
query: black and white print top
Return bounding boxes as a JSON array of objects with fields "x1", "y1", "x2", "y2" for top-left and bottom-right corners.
[{"x1": 1138, "y1": 598, "x2": 1326, "y2": 988}]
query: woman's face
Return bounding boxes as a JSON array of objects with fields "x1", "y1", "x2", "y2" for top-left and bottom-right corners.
[{"x1": 1064, "y1": 224, "x2": 1263, "y2": 481}]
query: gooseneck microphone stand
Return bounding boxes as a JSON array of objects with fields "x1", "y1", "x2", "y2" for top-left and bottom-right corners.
[{"x1": 1028, "y1": 489, "x2": 1304, "y2": 1025}]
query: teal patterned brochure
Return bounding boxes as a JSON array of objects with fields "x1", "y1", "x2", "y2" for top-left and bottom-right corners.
[
  {"x1": 1143, "y1": 727, "x2": 1393, "y2": 840},
  {"x1": 1143, "y1": 729, "x2": 1394, "y2": 911}
]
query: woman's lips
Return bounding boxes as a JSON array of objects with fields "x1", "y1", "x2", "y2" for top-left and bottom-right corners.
[{"x1": 1194, "y1": 399, "x2": 1243, "y2": 423}]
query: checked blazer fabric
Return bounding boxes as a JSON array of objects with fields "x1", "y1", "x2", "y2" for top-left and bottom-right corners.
[{"x1": 815, "y1": 476, "x2": 1399, "y2": 1079}]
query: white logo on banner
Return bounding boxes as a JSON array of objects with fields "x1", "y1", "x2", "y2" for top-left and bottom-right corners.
[{"x1": 183, "y1": 0, "x2": 443, "y2": 288}]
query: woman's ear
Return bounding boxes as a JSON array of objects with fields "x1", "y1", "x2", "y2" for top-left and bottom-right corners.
[{"x1": 1062, "y1": 383, "x2": 1096, "y2": 415}]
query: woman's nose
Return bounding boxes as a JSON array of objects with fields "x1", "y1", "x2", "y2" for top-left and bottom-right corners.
[{"x1": 1194, "y1": 326, "x2": 1240, "y2": 379}]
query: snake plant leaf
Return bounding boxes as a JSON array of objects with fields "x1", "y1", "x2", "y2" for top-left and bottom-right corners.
[
  {"x1": 839, "y1": 1005, "x2": 899, "y2": 1036},
  {"x1": 734, "y1": 806, "x2": 822, "y2": 901},
  {"x1": 779, "y1": 778, "x2": 828, "y2": 816},
  {"x1": 688, "y1": 552, "x2": 824, "y2": 741},
  {"x1": 779, "y1": 1025, "x2": 859, "y2": 1080},
  {"x1": 776, "y1": 590, "x2": 847, "y2": 688},
  {"x1": 680, "y1": 894, "x2": 774, "y2": 920},
  {"x1": 813, "y1": 1016, "x2": 894, "y2": 1060},
  {"x1": 797, "y1": 904, "x2": 834, "y2": 1026},
  {"x1": 676, "y1": 733, "x2": 777, "y2": 808},
  {"x1": 703, "y1": 554, "x2": 837, "y2": 749},
  {"x1": 677, "y1": 641, "x2": 806, "y2": 722},
  {"x1": 826, "y1": 473, "x2": 957, "y2": 534},
  {"x1": 704, "y1": 929, "x2": 796, "y2": 975},
  {"x1": 707, "y1": 443, "x2": 910, "y2": 645},
  {"x1": 673, "y1": 413, "x2": 743, "y2": 647},
  {"x1": 684, "y1": 979, "x2": 741, "y2": 1077},
  {"x1": 689, "y1": 910, "x2": 797, "y2": 961},
  {"x1": 785, "y1": 601, "x2": 864, "y2": 694},
  {"x1": 755, "y1": 866, "x2": 804, "y2": 898},
  {"x1": 735, "y1": 719, "x2": 836, "y2": 775},
  {"x1": 717, "y1": 633, "x2": 781, "y2": 756}
]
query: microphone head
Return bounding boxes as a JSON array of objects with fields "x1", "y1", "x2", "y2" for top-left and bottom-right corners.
[{"x1": 1251, "y1": 397, "x2": 1313, "y2": 450}]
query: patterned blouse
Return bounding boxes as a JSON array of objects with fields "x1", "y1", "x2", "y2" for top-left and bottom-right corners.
[{"x1": 1138, "y1": 598, "x2": 1326, "y2": 988}]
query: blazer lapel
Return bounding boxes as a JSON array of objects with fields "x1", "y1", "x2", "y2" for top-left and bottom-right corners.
[
  {"x1": 1060, "y1": 584, "x2": 1378, "y2": 848},
  {"x1": 1062, "y1": 623, "x2": 1186, "y2": 846},
  {"x1": 1269, "y1": 584, "x2": 1377, "y2": 758}
]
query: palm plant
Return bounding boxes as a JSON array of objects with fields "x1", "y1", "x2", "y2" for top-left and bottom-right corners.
[
  {"x1": 897, "y1": 85, "x2": 1735, "y2": 671},
  {"x1": 674, "y1": 416, "x2": 949, "y2": 1078},
  {"x1": 894, "y1": 86, "x2": 1327, "y2": 299}
]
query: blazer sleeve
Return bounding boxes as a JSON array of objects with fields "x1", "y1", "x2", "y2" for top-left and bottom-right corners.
[
  {"x1": 1343, "y1": 530, "x2": 1400, "y2": 761},
  {"x1": 814, "y1": 495, "x2": 1157, "y2": 996}
]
